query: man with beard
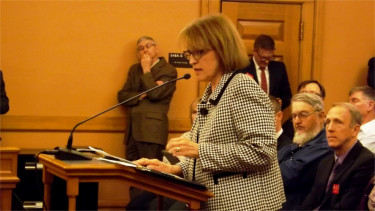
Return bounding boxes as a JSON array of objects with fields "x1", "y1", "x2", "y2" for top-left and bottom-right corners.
[
  {"x1": 282, "y1": 80, "x2": 326, "y2": 140},
  {"x1": 278, "y1": 92, "x2": 332, "y2": 210}
]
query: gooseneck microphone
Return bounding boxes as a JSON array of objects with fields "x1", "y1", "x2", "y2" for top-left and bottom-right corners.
[{"x1": 55, "y1": 73, "x2": 191, "y2": 160}]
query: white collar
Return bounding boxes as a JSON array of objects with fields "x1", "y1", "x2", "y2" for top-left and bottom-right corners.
[
  {"x1": 360, "y1": 118, "x2": 375, "y2": 133},
  {"x1": 276, "y1": 128, "x2": 283, "y2": 139}
]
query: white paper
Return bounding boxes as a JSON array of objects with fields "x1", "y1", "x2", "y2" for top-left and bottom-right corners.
[
  {"x1": 88, "y1": 146, "x2": 136, "y2": 167},
  {"x1": 96, "y1": 157, "x2": 137, "y2": 168}
]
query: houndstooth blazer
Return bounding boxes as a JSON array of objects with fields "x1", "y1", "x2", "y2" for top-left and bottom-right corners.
[{"x1": 178, "y1": 71, "x2": 285, "y2": 210}]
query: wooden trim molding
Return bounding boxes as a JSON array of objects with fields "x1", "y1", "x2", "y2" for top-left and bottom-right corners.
[
  {"x1": 0, "y1": 147, "x2": 20, "y2": 177},
  {"x1": 219, "y1": 0, "x2": 313, "y2": 3},
  {"x1": 311, "y1": 0, "x2": 324, "y2": 81},
  {"x1": 0, "y1": 115, "x2": 191, "y2": 133},
  {"x1": 201, "y1": 0, "x2": 221, "y2": 16}
]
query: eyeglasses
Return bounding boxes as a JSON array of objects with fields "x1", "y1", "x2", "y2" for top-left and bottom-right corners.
[
  {"x1": 255, "y1": 51, "x2": 275, "y2": 62},
  {"x1": 291, "y1": 111, "x2": 316, "y2": 120},
  {"x1": 183, "y1": 49, "x2": 212, "y2": 61},
  {"x1": 137, "y1": 43, "x2": 155, "y2": 51}
]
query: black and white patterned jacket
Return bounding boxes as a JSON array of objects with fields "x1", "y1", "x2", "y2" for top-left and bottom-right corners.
[{"x1": 179, "y1": 71, "x2": 285, "y2": 210}]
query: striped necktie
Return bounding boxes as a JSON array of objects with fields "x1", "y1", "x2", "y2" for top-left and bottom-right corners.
[{"x1": 260, "y1": 66, "x2": 268, "y2": 93}]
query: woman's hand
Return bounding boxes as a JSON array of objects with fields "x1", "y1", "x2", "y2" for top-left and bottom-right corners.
[
  {"x1": 166, "y1": 137, "x2": 199, "y2": 158},
  {"x1": 134, "y1": 158, "x2": 182, "y2": 176},
  {"x1": 368, "y1": 185, "x2": 375, "y2": 210}
]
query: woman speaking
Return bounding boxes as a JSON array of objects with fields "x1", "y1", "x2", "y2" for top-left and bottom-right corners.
[{"x1": 135, "y1": 14, "x2": 285, "y2": 210}]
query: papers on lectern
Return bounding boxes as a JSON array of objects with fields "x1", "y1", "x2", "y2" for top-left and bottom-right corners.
[
  {"x1": 88, "y1": 146, "x2": 136, "y2": 167},
  {"x1": 89, "y1": 146, "x2": 207, "y2": 190},
  {"x1": 97, "y1": 157, "x2": 136, "y2": 168}
]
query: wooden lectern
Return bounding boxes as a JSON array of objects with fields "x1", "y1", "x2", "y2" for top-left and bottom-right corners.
[
  {"x1": 0, "y1": 147, "x2": 20, "y2": 210},
  {"x1": 38, "y1": 154, "x2": 213, "y2": 210}
]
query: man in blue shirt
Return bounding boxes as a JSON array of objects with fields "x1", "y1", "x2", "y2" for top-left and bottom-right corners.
[{"x1": 278, "y1": 93, "x2": 332, "y2": 210}]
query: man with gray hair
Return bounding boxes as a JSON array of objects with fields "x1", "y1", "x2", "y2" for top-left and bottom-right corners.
[
  {"x1": 278, "y1": 93, "x2": 332, "y2": 210},
  {"x1": 302, "y1": 102, "x2": 374, "y2": 210},
  {"x1": 118, "y1": 36, "x2": 177, "y2": 161},
  {"x1": 349, "y1": 86, "x2": 375, "y2": 153}
]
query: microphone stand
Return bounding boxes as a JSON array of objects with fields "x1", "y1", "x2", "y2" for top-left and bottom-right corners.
[{"x1": 55, "y1": 74, "x2": 191, "y2": 160}]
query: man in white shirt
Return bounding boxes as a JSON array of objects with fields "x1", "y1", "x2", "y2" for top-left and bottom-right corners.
[
  {"x1": 349, "y1": 86, "x2": 375, "y2": 153},
  {"x1": 269, "y1": 95, "x2": 292, "y2": 150},
  {"x1": 240, "y1": 34, "x2": 292, "y2": 110}
]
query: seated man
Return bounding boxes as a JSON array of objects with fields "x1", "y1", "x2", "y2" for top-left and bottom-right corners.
[
  {"x1": 278, "y1": 93, "x2": 332, "y2": 210},
  {"x1": 297, "y1": 80, "x2": 326, "y2": 99},
  {"x1": 301, "y1": 102, "x2": 374, "y2": 210},
  {"x1": 282, "y1": 80, "x2": 326, "y2": 140},
  {"x1": 269, "y1": 95, "x2": 292, "y2": 150},
  {"x1": 349, "y1": 86, "x2": 375, "y2": 153}
]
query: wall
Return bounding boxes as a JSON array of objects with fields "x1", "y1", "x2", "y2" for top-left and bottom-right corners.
[
  {"x1": 0, "y1": 1, "x2": 201, "y2": 209},
  {"x1": 0, "y1": 0, "x2": 201, "y2": 157},
  {"x1": 1, "y1": 0, "x2": 374, "y2": 208},
  {"x1": 317, "y1": 0, "x2": 374, "y2": 109},
  {"x1": 1, "y1": 0, "x2": 374, "y2": 157}
]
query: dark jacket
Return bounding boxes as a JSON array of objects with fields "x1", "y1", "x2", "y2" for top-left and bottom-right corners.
[
  {"x1": 0, "y1": 70, "x2": 9, "y2": 114},
  {"x1": 368, "y1": 57, "x2": 374, "y2": 89},
  {"x1": 117, "y1": 57, "x2": 177, "y2": 145},
  {"x1": 240, "y1": 59, "x2": 292, "y2": 110},
  {"x1": 301, "y1": 141, "x2": 375, "y2": 210},
  {"x1": 278, "y1": 129, "x2": 332, "y2": 210},
  {"x1": 277, "y1": 131, "x2": 292, "y2": 151}
]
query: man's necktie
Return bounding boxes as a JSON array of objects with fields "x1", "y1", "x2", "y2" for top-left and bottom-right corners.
[
  {"x1": 326, "y1": 158, "x2": 340, "y2": 192},
  {"x1": 260, "y1": 67, "x2": 268, "y2": 93},
  {"x1": 314, "y1": 159, "x2": 341, "y2": 210}
]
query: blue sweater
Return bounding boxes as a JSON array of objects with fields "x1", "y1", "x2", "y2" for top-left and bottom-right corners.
[{"x1": 278, "y1": 129, "x2": 332, "y2": 210}]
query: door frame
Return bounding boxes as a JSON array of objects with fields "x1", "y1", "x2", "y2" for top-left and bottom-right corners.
[{"x1": 200, "y1": 0, "x2": 321, "y2": 95}]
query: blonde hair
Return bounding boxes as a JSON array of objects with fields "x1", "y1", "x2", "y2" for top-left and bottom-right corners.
[{"x1": 178, "y1": 14, "x2": 249, "y2": 73}]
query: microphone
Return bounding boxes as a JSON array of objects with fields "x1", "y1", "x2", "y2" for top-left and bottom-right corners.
[{"x1": 55, "y1": 73, "x2": 191, "y2": 160}]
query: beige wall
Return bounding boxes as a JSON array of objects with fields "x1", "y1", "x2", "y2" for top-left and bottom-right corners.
[
  {"x1": 0, "y1": 1, "x2": 202, "y2": 209},
  {"x1": 317, "y1": 0, "x2": 374, "y2": 110},
  {"x1": 0, "y1": 0, "x2": 200, "y2": 157}
]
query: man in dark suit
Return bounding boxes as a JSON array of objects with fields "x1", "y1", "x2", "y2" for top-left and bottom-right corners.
[
  {"x1": 240, "y1": 34, "x2": 292, "y2": 110},
  {"x1": 118, "y1": 36, "x2": 177, "y2": 161},
  {"x1": 301, "y1": 102, "x2": 375, "y2": 210}
]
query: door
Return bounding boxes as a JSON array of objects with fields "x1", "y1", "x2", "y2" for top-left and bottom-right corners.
[{"x1": 222, "y1": 1, "x2": 301, "y2": 99}]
